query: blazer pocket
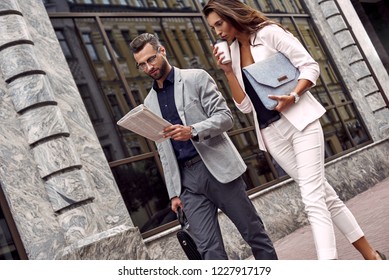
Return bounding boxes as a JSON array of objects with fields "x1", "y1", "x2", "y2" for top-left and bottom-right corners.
[{"x1": 202, "y1": 134, "x2": 225, "y2": 146}]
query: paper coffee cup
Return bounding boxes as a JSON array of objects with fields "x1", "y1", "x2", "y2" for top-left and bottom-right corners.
[{"x1": 214, "y1": 39, "x2": 231, "y2": 64}]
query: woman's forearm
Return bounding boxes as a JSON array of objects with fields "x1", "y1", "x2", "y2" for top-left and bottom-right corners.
[{"x1": 224, "y1": 70, "x2": 246, "y2": 104}]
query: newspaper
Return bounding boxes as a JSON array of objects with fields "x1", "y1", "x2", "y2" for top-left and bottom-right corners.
[{"x1": 117, "y1": 104, "x2": 172, "y2": 143}]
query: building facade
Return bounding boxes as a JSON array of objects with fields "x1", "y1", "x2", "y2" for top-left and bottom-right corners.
[{"x1": 0, "y1": 0, "x2": 388, "y2": 260}]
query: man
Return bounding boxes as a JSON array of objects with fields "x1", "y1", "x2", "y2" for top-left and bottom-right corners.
[{"x1": 129, "y1": 33, "x2": 277, "y2": 260}]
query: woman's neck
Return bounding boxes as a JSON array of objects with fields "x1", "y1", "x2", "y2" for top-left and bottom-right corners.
[{"x1": 236, "y1": 33, "x2": 251, "y2": 47}]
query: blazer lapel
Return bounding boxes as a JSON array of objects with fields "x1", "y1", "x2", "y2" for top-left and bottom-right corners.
[
  {"x1": 146, "y1": 89, "x2": 164, "y2": 117},
  {"x1": 173, "y1": 67, "x2": 187, "y2": 125},
  {"x1": 231, "y1": 41, "x2": 245, "y2": 91}
]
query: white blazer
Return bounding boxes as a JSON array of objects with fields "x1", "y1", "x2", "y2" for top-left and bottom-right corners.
[{"x1": 230, "y1": 24, "x2": 326, "y2": 151}]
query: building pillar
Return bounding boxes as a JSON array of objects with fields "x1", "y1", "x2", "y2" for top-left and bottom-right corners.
[
  {"x1": 0, "y1": 0, "x2": 149, "y2": 259},
  {"x1": 304, "y1": 0, "x2": 389, "y2": 139}
]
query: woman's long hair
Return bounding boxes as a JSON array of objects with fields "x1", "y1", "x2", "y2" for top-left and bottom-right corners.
[{"x1": 202, "y1": 0, "x2": 281, "y2": 34}]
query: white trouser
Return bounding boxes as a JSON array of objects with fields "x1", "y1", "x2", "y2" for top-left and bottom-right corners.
[{"x1": 261, "y1": 116, "x2": 364, "y2": 259}]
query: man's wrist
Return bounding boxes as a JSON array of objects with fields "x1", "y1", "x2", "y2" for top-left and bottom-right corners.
[{"x1": 190, "y1": 126, "x2": 199, "y2": 141}]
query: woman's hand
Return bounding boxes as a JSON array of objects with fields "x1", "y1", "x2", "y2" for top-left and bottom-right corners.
[
  {"x1": 270, "y1": 80, "x2": 311, "y2": 111},
  {"x1": 212, "y1": 44, "x2": 233, "y2": 73},
  {"x1": 268, "y1": 94, "x2": 295, "y2": 112}
]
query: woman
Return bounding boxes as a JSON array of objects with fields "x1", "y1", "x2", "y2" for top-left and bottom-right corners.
[{"x1": 202, "y1": 0, "x2": 386, "y2": 260}]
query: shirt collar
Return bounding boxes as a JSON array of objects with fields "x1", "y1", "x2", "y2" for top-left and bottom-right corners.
[{"x1": 152, "y1": 67, "x2": 175, "y2": 91}]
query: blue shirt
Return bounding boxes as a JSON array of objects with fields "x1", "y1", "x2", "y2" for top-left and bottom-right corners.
[
  {"x1": 242, "y1": 70, "x2": 280, "y2": 129},
  {"x1": 154, "y1": 68, "x2": 198, "y2": 162}
]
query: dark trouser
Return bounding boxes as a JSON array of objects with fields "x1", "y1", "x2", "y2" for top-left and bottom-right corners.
[{"x1": 179, "y1": 160, "x2": 278, "y2": 260}]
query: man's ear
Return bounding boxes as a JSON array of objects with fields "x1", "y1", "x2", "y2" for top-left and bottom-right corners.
[{"x1": 159, "y1": 46, "x2": 167, "y2": 56}]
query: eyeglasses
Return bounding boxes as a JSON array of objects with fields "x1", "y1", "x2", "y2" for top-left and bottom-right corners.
[{"x1": 136, "y1": 48, "x2": 160, "y2": 71}]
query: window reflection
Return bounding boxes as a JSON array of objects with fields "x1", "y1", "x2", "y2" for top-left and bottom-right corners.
[
  {"x1": 229, "y1": 131, "x2": 283, "y2": 190},
  {"x1": 78, "y1": 85, "x2": 100, "y2": 122},
  {"x1": 110, "y1": 159, "x2": 174, "y2": 233},
  {"x1": 347, "y1": 119, "x2": 369, "y2": 145},
  {"x1": 0, "y1": 209, "x2": 19, "y2": 259},
  {"x1": 68, "y1": 0, "x2": 306, "y2": 13},
  {"x1": 82, "y1": 33, "x2": 98, "y2": 61},
  {"x1": 55, "y1": 30, "x2": 72, "y2": 58}
]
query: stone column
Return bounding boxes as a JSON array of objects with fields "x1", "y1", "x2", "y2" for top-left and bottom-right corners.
[
  {"x1": 0, "y1": 0, "x2": 149, "y2": 259},
  {"x1": 304, "y1": 0, "x2": 389, "y2": 139}
]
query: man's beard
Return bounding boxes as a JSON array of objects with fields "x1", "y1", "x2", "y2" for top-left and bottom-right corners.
[{"x1": 149, "y1": 59, "x2": 168, "y2": 81}]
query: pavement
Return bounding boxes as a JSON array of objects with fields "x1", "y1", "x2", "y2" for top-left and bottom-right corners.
[{"x1": 270, "y1": 176, "x2": 389, "y2": 260}]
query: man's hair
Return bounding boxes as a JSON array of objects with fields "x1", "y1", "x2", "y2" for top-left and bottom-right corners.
[{"x1": 129, "y1": 33, "x2": 161, "y2": 53}]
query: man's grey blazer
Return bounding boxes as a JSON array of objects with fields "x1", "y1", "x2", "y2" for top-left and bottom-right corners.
[{"x1": 144, "y1": 67, "x2": 247, "y2": 199}]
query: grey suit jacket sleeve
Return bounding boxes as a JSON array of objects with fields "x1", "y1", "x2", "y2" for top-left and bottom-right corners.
[
  {"x1": 179, "y1": 68, "x2": 246, "y2": 185},
  {"x1": 182, "y1": 69, "x2": 234, "y2": 141}
]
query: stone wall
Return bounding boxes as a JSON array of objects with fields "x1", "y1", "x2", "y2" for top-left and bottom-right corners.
[
  {"x1": 306, "y1": 0, "x2": 389, "y2": 139},
  {"x1": 0, "y1": 0, "x2": 148, "y2": 259}
]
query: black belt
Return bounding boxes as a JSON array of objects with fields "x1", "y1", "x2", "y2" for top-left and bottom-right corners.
[
  {"x1": 179, "y1": 155, "x2": 202, "y2": 168},
  {"x1": 259, "y1": 114, "x2": 281, "y2": 129}
]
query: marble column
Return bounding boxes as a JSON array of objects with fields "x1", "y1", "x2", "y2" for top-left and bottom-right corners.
[
  {"x1": 304, "y1": 0, "x2": 389, "y2": 139},
  {"x1": 0, "y1": 0, "x2": 149, "y2": 259}
]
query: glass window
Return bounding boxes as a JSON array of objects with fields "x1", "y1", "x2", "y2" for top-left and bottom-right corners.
[
  {"x1": 0, "y1": 208, "x2": 19, "y2": 260},
  {"x1": 55, "y1": 30, "x2": 72, "y2": 58},
  {"x1": 111, "y1": 159, "x2": 173, "y2": 234},
  {"x1": 107, "y1": 93, "x2": 123, "y2": 121},
  {"x1": 229, "y1": 131, "x2": 285, "y2": 190},
  {"x1": 354, "y1": 0, "x2": 389, "y2": 74},
  {"x1": 118, "y1": 0, "x2": 128, "y2": 5},
  {"x1": 82, "y1": 33, "x2": 98, "y2": 61},
  {"x1": 247, "y1": 0, "x2": 304, "y2": 13},
  {"x1": 78, "y1": 84, "x2": 100, "y2": 122},
  {"x1": 106, "y1": 30, "x2": 121, "y2": 59},
  {"x1": 133, "y1": 0, "x2": 145, "y2": 7}
]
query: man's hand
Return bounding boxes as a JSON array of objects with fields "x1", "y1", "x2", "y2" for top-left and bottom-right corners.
[
  {"x1": 171, "y1": 197, "x2": 183, "y2": 213},
  {"x1": 163, "y1": 124, "x2": 192, "y2": 141}
]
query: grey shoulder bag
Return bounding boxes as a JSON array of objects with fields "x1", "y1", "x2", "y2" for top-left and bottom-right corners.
[{"x1": 242, "y1": 52, "x2": 299, "y2": 110}]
